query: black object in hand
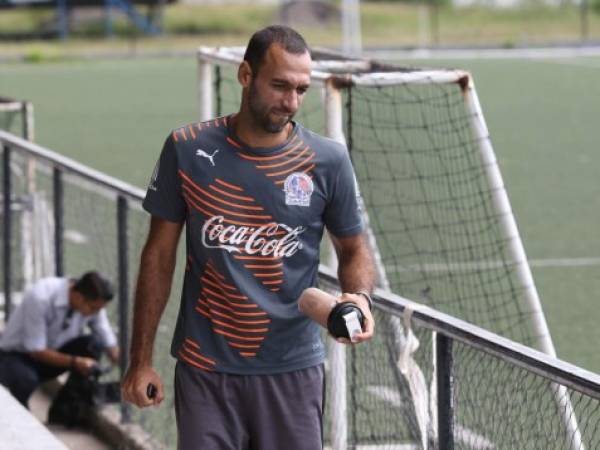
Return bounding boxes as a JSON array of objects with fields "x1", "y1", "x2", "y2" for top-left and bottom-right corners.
[
  {"x1": 147, "y1": 383, "x2": 157, "y2": 399},
  {"x1": 327, "y1": 302, "x2": 365, "y2": 339}
]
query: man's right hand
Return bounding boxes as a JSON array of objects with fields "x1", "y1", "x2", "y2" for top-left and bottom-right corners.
[{"x1": 121, "y1": 365, "x2": 164, "y2": 408}]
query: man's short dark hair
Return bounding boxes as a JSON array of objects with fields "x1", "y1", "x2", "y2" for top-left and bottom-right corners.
[
  {"x1": 243, "y1": 25, "x2": 309, "y2": 76},
  {"x1": 73, "y1": 271, "x2": 114, "y2": 302}
]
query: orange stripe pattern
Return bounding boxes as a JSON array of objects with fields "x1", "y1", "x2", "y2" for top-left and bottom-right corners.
[
  {"x1": 195, "y1": 261, "x2": 270, "y2": 357},
  {"x1": 171, "y1": 116, "x2": 230, "y2": 143},
  {"x1": 234, "y1": 135, "x2": 316, "y2": 188},
  {"x1": 178, "y1": 337, "x2": 217, "y2": 371}
]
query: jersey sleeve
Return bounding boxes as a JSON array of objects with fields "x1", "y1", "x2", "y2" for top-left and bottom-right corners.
[
  {"x1": 142, "y1": 133, "x2": 186, "y2": 223},
  {"x1": 323, "y1": 150, "x2": 364, "y2": 237}
]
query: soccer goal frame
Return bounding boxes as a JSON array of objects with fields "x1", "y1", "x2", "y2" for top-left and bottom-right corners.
[
  {"x1": 195, "y1": 46, "x2": 581, "y2": 450},
  {"x1": 0, "y1": 97, "x2": 34, "y2": 142}
]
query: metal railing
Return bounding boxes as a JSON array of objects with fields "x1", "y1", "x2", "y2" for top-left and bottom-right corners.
[
  {"x1": 318, "y1": 264, "x2": 600, "y2": 449},
  {"x1": 1, "y1": 129, "x2": 144, "y2": 423}
]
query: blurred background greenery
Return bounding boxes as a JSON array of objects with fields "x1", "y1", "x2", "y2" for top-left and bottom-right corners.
[{"x1": 1, "y1": 0, "x2": 600, "y2": 60}]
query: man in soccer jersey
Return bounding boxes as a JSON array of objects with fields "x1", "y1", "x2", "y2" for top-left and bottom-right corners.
[{"x1": 122, "y1": 25, "x2": 376, "y2": 449}]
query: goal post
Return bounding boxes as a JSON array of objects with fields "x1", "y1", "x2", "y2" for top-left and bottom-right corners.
[
  {"x1": 0, "y1": 97, "x2": 50, "y2": 314},
  {"x1": 462, "y1": 79, "x2": 583, "y2": 450},
  {"x1": 196, "y1": 47, "x2": 582, "y2": 449}
]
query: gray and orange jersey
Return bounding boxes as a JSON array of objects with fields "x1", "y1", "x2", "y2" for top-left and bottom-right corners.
[{"x1": 143, "y1": 115, "x2": 363, "y2": 375}]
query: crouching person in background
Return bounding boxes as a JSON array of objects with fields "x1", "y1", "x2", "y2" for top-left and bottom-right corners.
[{"x1": 0, "y1": 271, "x2": 119, "y2": 409}]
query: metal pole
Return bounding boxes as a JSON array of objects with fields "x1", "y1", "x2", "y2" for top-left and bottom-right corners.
[
  {"x1": 104, "y1": 0, "x2": 113, "y2": 38},
  {"x1": 215, "y1": 65, "x2": 222, "y2": 118},
  {"x1": 324, "y1": 79, "x2": 347, "y2": 147},
  {"x1": 197, "y1": 58, "x2": 214, "y2": 122},
  {"x1": 53, "y1": 167, "x2": 64, "y2": 277},
  {"x1": 57, "y1": 0, "x2": 68, "y2": 39},
  {"x1": 341, "y1": 0, "x2": 362, "y2": 57},
  {"x1": 327, "y1": 335, "x2": 347, "y2": 450},
  {"x1": 463, "y1": 76, "x2": 553, "y2": 356},
  {"x1": 430, "y1": 0, "x2": 440, "y2": 47},
  {"x1": 580, "y1": 0, "x2": 589, "y2": 42},
  {"x1": 23, "y1": 101, "x2": 36, "y2": 192},
  {"x1": 117, "y1": 195, "x2": 131, "y2": 423},
  {"x1": 322, "y1": 79, "x2": 345, "y2": 271},
  {"x1": 322, "y1": 79, "x2": 346, "y2": 450},
  {"x1": 436, "y1": 334, "x2": 454, "y2": 450},
  {"x1": 418, "y1": 4, "x2": 430, "y2": 49},
  {"x1": 23, "y1": 101, "x2": 36, "y2": 287},
  {"x1": 463, "y1": 75, "x2": 584, "y2": 450},
  {"x1": 3, "y1": 145, "x2": 12, "y2": 319},
  {"x1": 25, "y1": 102, "x2": 35, "y2": 142}
]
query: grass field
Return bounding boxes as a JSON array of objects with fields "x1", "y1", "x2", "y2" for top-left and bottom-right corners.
[{"x1": 1, "y1": 53, "x2": 599, "y2": 375}]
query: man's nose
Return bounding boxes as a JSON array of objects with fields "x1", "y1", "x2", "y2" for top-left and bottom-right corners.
[{"x1": 282, "y1": 90, "x2": 298, "y2": 112}]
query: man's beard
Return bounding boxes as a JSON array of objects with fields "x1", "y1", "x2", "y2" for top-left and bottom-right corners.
[{"x1": 248, "y1": 82, "x2": 294, "y2": 134}]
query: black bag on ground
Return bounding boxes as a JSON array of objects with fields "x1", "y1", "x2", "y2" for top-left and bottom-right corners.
[
  {"x1": 47, "y1": 366, "x2": 121, "y2": 428},
  {"x1": 47, "y1": 372, "x2": 96, "y2": 428}
]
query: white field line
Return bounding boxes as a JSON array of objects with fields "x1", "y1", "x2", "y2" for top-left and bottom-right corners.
[
  {"x1": 384, "y1": 257, "x2": 600, "y2": 273},
  {"x1": 455, "y1": 426, "x2": 495, "y2": 450},
  {"x1": 367, "y1": 385, "x2": 406, "y2": 407},
  {"x1": 367, "y1": 385, "x2": 495, "y2": 449},
  {"x1": 64, "y1": 229, "x2": 89, "y2": 245},
  {"x1": 529, "y1": 257, "x2": 600, "y2": 268},
  {"x1": 365, "y1": 46, "x2": 600, "y2": 61},
  {"x1": 532, "y1": 58, "x2": 600, "y2": 69}
]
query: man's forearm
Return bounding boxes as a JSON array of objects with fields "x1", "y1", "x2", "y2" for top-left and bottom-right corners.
[
  {"x1": 129, "y1": 246, "x2": 177, "y2": 368},
  {"x1": 336, "y1": 233, "x2": 376, "y2": 294},
  {"x1": 29, "y1": 349, "x2": 74, "y2": 368}
]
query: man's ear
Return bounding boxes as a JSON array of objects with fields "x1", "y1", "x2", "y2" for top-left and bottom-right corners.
[
  {"x1": 70, "y1": 290, "x2": 81, "y2": 309},
  {"x1": 238, "y1": 61, "x2": 253, "y2": 88}
]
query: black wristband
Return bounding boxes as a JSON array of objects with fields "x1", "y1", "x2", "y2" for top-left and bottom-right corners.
[{"x1": 354, "y1": 291, "x2": 373, "y2": 310}]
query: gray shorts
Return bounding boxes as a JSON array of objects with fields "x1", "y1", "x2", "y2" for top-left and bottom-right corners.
[{"x1": 174, "y1": 361, "x2": 325, "y2": 450}]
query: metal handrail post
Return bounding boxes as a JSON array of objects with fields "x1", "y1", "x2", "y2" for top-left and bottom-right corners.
[
  {"x1": 437, "y1": 334, "x2": 454, "y2": 450},
  {"x1": 117, "y1": 195, "x2": 131, "y2": 423},
  {"x1": 3, "y1": 145, "x2": 12, "y2": 319},
  {"x1": 53, "y1": 168, "x2": 64, "y2": 276}
]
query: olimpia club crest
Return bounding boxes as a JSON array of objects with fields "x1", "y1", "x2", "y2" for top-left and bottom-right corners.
[{"x1": 283, "y1": 172, "x2": 314, "y2": 207}]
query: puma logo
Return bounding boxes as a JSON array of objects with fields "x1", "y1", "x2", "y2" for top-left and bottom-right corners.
[{"x1": 196, "y1": 149, "x2": 219, "y2": 166}]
